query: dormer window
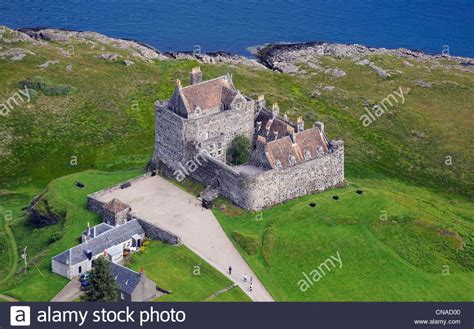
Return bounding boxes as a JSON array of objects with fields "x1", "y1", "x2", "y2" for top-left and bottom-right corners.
[
  {"x1": 316, "y1": 145, "x2": 324, "y2": 156},
  {"x1": 304, "y1": 150, "x2": 312, "y2": 160},
  {"x1": 195, "y1": 106, "x2": 201, "y2": 115},
  {"x1": 288, "y1": 155, "x2": 296, "y2": 166},
  {"x1": 275, "y1": 160, "x2": 282, "y2": 169}
]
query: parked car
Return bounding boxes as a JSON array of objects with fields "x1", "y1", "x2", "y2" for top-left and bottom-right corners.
[
  {"x1": 80, "y1": 273, "x2": 90, "y2": 282},
  {"x1": 80, "y1": 280, "x2": 90, "y2": 290}
]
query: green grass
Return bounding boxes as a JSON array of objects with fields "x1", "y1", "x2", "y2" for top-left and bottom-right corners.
[
  {"x1": 213, "y1": 177, "x2": 474, "y2": 301},
  {"x1": 0, "y1": 26, "x2": 472, "y2": 301},
  {"x1": 0, "y1": 169, "x2": 142, "y2": 301},
  {"x1": 128, "y1": 241, "x2": 250, "y2": 302}
]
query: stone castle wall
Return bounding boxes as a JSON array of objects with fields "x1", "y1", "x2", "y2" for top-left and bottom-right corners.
[
  {"x1": 152, "y1": 99, "x2": 254, "y2": 169},
  {"x1": 192, "y1": 142, "x2": 344, "y2": 210}
]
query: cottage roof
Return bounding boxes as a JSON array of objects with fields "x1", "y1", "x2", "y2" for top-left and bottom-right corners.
[
  {"x1": 177, "y1": 75, "x2": 241, "y2": 114},
  {"x1": 110, "y1": 262, "x2": 143, "y2": 295},
  {"x1": 53, "y1": 219, "x2": 144, "y2": 266},
  {"x1": 104, "y1": 198, "x2": 130, "y2": 213},
  {"x1": 81, "y1": 222, "x2": 114, "y2": 239}
]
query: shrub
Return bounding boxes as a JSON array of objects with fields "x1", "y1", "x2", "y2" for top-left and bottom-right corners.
[
  {"x1": 42, "y1": 84, "x2": 77, "y2": 96},
  {"x1": 231, "y1": 230, "x2": 260, "y2": 255},
  {"x1": 227, "y1": 135, "x2": 251, "y2": 165},
  {"x1": 18, "y1": 76, "x2": 77, "y2": 96},
  {"x1": 48, "y1": 231, "x2": 63, "y2": 244}
]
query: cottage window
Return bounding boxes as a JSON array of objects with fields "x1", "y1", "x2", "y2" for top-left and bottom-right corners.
[
  {"x1": 304, "y1": 150, "x2": 312, "y2": 160},
  {"x1": 275, "y1": 160, "x2": 282, "y2": 169}
]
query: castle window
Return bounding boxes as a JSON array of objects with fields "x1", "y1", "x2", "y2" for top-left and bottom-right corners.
[
  {"x1": 288, "y1": 155, "x2": 296, "y2": 166},
  {"x1": 275, "y1": 160, "x2": 282, "y2": 169},
  {"x1": 304, "y1": 150, "x2": 312, "y2": 160}
]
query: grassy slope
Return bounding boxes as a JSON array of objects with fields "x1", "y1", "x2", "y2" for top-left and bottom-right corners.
[
  {"x1": 213, "y1": 178, "x2": 473, "y2": 301},
  {"x1": 0, "y1": 170, "x2": 141, "y2": 300},
  {"x1": 129, "y1": 241, "x2": 250, "y2": 302},
  {"x1": 0, "y1": 27, "x2": 472, "y2": 301}
]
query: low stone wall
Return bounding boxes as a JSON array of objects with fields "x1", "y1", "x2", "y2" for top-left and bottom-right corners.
[{"x1": 136, "y1": 217, "x2": 181, "y2": 245}]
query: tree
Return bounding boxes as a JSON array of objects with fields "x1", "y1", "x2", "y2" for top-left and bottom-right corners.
[
  {"x1": 227, "y1": 135, "x2": 251, "y2": 165},
  {"x1": 81, "y1": 256, "x2": 118, "y2": 302}
]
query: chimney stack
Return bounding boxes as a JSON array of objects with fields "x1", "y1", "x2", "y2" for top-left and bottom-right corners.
[
  {"x1": 287, "y1": 126, "x2": 296, "y2": 144},
  {"x1": 297, "y1": 116, "x2": 304, "y2": 132},
  {"x1": 272, "y1": 103, "x2": 279, "y2": 118},
  {"x1": 315, "y1": 121, "x2": 325, "y2": 134},
  {"x1": 190, "y1": 67, "x2": 202, "y2": 85},
  {"x1": 257, "y1": 95, "x2": 265, "y2": 110}
]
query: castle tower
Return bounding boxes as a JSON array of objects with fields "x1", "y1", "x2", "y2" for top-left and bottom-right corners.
[{"x1": 190, "y1": 67, "x2": 202, "y2": 85}]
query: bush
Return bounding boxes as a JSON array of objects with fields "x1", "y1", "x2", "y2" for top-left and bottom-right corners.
[
  {"x1": 232, "y1": 230, "x2": 260, "y2": 255},
  {"x1": 227, "y1": 135, "x2": 251, "y2": 165},
  {"x1": 18, "y1": 76, "x2": 77, "y2": 96},
  {"x1": 42, "y1": 84, "x2": 77, "y2": 96},
  {"x1": 48, "y1": 231, "x2": 63, "y2": 244}
]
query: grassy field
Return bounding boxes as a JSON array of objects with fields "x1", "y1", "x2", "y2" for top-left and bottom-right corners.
[
  {"x1": 213, "y1": 177, "x2": 473, "y2": 301},
  {"x1": 0, "y1": 26, "x2": 472, "y2": 301},
  {"x1": 128, "y1": 241, "x2": 250, "y2": 302}
]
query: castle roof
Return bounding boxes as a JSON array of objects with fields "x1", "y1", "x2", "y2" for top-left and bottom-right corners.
[
  {"x1": 177, "y1": 75, "x2": 241, "y2": 114},
  {"x1": 255, "y1": 109, "x2": 295, "y2": 142},
  {"x1": 264, "y1": 126, "x2": 328, "y2": 169}
]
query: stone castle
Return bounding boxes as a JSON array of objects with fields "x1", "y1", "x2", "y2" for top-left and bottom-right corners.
[{"x1": 151, "y1": 67, "x2": 344, "y2": 210}]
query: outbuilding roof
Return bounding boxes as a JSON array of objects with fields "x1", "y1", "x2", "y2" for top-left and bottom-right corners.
[{"x1": 110, "y1": 262, "x2": 143, "y2": 295}]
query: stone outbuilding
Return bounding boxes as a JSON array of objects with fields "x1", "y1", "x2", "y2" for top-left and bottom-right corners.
[{"x1": 102, "y1": 198, "x2": 131, "y2": 226}]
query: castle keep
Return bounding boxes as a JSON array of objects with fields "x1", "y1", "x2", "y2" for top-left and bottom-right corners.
[{"x1": 151, "y1": 67, "x2": 344, "y2": 210}]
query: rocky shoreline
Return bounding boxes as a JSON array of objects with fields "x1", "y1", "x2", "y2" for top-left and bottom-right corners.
[{"x1": 2, "y1": 26, "x2": 473, "y2": 72}]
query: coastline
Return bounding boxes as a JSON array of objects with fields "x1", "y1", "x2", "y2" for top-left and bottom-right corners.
[{"x1": 13, "y1": 26, "x2": 474, "y2": 71}]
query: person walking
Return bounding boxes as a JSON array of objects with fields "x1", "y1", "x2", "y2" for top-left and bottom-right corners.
[
  {"x1": 228, "y1": 266, "x2": 232, "y2": 275},
  {"x1": 243, "y1": 274, "x2": 247, "y2": 283},
  {"x1": 250, "y1": 282, "x2": 254, "y2": 292}
]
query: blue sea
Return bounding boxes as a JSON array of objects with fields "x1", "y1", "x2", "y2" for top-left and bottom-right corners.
[{"x1": 0, "y1": 0, "x2": 473, "y2": 57}]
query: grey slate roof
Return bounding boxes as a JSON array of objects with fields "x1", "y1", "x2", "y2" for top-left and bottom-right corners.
[
  {"x1": 109, "y1": 262, "x2": 142, "y2": 295},
  {"x1": 82, "y1": 222, "x2": 114, "y2": 239},
  {"x1": 53, "y1": 220, "x2": 144, "y2": 266}
]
